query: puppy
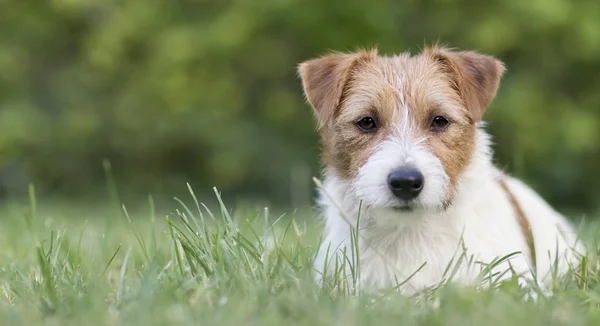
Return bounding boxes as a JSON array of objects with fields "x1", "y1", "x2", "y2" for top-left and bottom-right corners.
[{"x1": 298, "y1": 46, "x2": 582, "y2": 294}]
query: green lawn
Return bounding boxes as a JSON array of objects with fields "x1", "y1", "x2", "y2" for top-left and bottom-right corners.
[{"x1": 1, "y1": 186, "x2": 599, "y2": 325}]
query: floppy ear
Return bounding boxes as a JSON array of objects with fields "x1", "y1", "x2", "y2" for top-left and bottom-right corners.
[
  {"x1": 298, "y1": 50, "x2": 376, "y2": 128},
  {"x1": 427, "y1": 47, "x2": 505, "y2": 121}
]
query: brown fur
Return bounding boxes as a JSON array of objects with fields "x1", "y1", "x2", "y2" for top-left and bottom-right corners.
[
  {"x1": 299, "y1": 46, "x2": 504, "y2": 196},
  {"x1": 297, "y1": 49, "x2": 378, "y2": 128},
  {"x1": 498, "y1": 176, "x2": 536, "y2": 269},
  {"x1": 425, "y1": 46, "x2": 505, "y2": 121}
]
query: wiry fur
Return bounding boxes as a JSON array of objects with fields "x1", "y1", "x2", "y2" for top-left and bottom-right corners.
[{"x1": 298, "y1": 46, "x2": 583, "y2": 294}]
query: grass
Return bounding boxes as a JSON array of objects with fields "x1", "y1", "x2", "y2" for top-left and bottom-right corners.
[{"x1": 1, "y1": 184, "x2": 600, "y2": 326}]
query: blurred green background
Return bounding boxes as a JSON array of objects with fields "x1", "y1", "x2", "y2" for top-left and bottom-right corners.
[{"x1": 1, "y1": 0, "x2": 600, "y2": 214}]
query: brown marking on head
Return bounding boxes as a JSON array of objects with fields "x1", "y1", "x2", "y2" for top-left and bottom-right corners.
[
  {"x1": 297, "y1": 49, "x2": 378, "y2": 128},
  {"x1": 424, "y1": 46, "x2": 505, "y2": 121},
  {"x1": 298, "y1": 46, "x2": 504, "y2": 204}
]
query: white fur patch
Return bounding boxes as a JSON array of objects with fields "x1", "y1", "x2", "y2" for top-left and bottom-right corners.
[{"x1": 354, "y1": 135, "x2": 449, "y2": 211}]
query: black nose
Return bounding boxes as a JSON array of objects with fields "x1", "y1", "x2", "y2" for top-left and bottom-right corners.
[{"x1": 387, "y1": 168, "x2": 424, "y2": 200}]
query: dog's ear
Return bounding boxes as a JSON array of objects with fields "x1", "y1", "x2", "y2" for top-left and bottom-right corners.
[
  {"x1": 298, "y1": 50, "x2": 376, "y2": 128},
  {"x1": 426, "y1": 47, "x2": 505, "y2": 121}
]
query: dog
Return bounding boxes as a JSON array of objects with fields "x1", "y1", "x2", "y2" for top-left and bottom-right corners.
[{"x1": 298, "y1": 45, "x2": 583, "y2": 294}]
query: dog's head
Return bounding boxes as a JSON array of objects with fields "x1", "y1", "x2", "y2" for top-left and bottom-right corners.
[{"x1": 299, "y1": 46, "x2": 504, "y2": 213}]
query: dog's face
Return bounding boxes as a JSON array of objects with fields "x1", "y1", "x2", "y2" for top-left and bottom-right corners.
[{"x1": 299, "y1": 47, "x2": 504, "y2": 213}]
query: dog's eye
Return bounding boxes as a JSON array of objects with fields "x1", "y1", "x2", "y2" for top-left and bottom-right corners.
[
  {"x1": 356, "y1": 117, "x2": 377, "y2": 132},
  {"x1": 430, "y1": 116, "x2": 450, "y2": 131}
]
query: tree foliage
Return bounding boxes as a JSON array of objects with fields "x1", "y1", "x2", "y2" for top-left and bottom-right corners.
[{"x1": 1, "y1": 0, "x2": 600, "y2": 211}]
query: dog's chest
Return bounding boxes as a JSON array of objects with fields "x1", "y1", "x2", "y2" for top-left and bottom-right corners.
[{"x1": 357, "y1": 223, "x2": 474, "y2": 292}]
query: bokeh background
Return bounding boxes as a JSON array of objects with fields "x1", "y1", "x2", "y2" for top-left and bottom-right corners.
[{"x1": 2, "y1": 0, "x2": 600, "y2": 215}]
